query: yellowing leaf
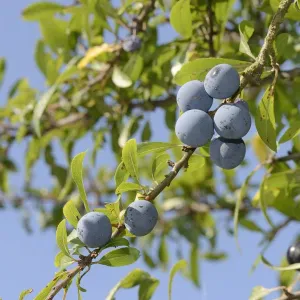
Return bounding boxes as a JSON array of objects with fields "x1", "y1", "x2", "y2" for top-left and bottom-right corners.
[
  {"x1": 78, "y1": 43, "x2": 121, "y2": 69},
  {"x1": 252, "y1": 134, "x2": 270, "y2": 162}
]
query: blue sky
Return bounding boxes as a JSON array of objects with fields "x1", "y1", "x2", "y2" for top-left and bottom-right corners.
[{"x1": 0, "y1": 1, "x2": 297, "y2": 299}]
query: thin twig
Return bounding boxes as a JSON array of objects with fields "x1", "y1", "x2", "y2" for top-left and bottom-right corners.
[
  {"x1": 238, "y1": 0, "x2": 294, "y2": 92},
  {"x1": 145, "y1": 148, "x2": 196, "y2": 201}
]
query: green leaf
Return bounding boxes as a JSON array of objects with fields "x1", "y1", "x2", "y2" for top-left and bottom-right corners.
[
  {"x1": 174, "y1": 58, "x2": 250, "y2": 85},
  {"x1": 152, "y1": 153, "x2": 170, "y2": 181},
  {"x1": 138, "y1": 278, "x2": 159, "y2": 300},
  {"x1": 264, "y1": 169, "x2": 300, "y2": 189},
  {"x1": 187, "y1": 155, "x2": 205, "y2": 172},
  {"x1": 114, "y1": 162, "x2": 129, "y2": 188},
  {"x1": 239, "y1": 219, "x2": 264, "y2": 233},
  {"x1": 32, "y1": 57, "x2": 80, "y2": 136},
  {"x1": 97, "y1": 247, "x2": 140, "y2": 266},
  {"x1": 106, "y1": 268, "x2": 156, "y2": 300},
  {"x1": 158, "y1": 236, "x2": 169, "y2": 268},
  {"x1": 56, "y1": 220, "x2": 72, "y2": 258},
  {"x1": 63, "y1": 200, "x2": 81, "y2": 228},
  {"x1": 200, "y1": 252, "x2": 227, "y2": 261},
  {"x1": 239, "y1": 20, "x2": 255, "y2": 59},
  {"x1": 19, "y1": 289, "x2": 33, "y2": 300},
  {"x1": 255, "y1": 86, "x2": 277, "y2": 152},
  {"x1": 122, "y1": 139, "x2": 139, "y2": 182},
  {"x1": 123, "y1": 54, "x2": 144, "y2": 82},
  {"x1": 249, "y1": 285, "x2": 285, "y2": 300},
  {"x1": 261, "y1": 254, "x2": 300, "y2": 271},
  {"x1": 112, "y1": 66, "x2": 132, "y2": 88},
  {"x1": 0, "y1": 58, "x2": 6, "y2": 88},
  {"x1": 141, "y1": 121, "x2": 152, "y2": 142},
  {"x1": 233, "y1": 169, "x2": 258, "y2": 250},
  {"x1": 39, "y1": 17, "x2": 68, "y2": 53},
  {"x1": 279, "y1": 121, "x2": 300, "y2": 144},
  {"x1": 168, "y1": 260, "x2": 187, "y2": 300},
  {"x1": 22, "y1": 2, "x2": 65, "y2": 21},
  {"x1": 270, "y1": 0, "x2": 300, "y2": 21},
  {"x1": 137, "y1": 142, "x2": 179, "y2": 157},
  {"x1": 71, "y1": 151, "x2": 90, "y2": 213},
  {"x1": 279, "y1": 257, "x2": 296, "y2": 287},
  {"x1": 259, "y1": 180, "x2": 275, "y2": 228},
  {"x1": 170, "y1": 0, "x2": 192, "y2": 38},
  {"x1": 32, "y1": 84, "x2": 57, "y2": 137},
  {"x1": 102, "y1": 237, "x2": 129, "y2": 250},
  {"x1": 275, "y1": 33, "x2": 294, "y2": 59},
  {"x1": 34, "y1": 271, "x2": 67, "y2": 300},
  {"x1": 190, "y1": 244, "x2": 199, "y2": 287},
  {"x1": 118, "y1": 116, "x2": 141, "y2": 147},
  {"x1": 116, "y1": 182, "x2": 142, "y2": 194},
  {"x1": 54, "y1": 251, "x2": 75, "y2": 269},
  {"x1": 105, "y1": 197, "x2": 121, "y2": 224}
]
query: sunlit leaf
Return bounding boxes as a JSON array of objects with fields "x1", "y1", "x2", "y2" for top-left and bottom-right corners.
[
  {"x1": 122, "y1": 139, "x2": 139, "y2": 182},
  {"x1": 239, "y1": 20, "x2": 255, "y2": 59},
  {"x1": 19, "y1": 289, "x2": 33, "y2": 300},
  {"x1": 168, "y1": 260, "x2": 187, "y2": 300},
  {"x1": 174, "y1": 58, "x2": 250, "y2": 85},
  {"x1": 112, "y1": 66, "x2": 132, "y2": 88},
  {"x1": 255, "y1": 86, "x2": 277, "y2": 152},
  {"x1": 56, "y1": 219, "x2": 72, "y2": 258},
  {"x1": 170, "y1": 0, "x2": 192, "y2": 38},
  {"x1": 22, "y1": 2, "x2": 64, "y2": 21},
  {"x1": 71, "y1": 151, "x2": 90, "y2": 213},
  {"x1": 63, "y1": 200, "x2": 81, "y2": 228},
  {"x1": 97, "y1": 247, "x2": 140, "y2": 266}
]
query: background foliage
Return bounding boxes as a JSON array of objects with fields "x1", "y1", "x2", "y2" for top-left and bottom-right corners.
[{"x1": 1, "y1": 0, "x2": 300, "y2": 299}]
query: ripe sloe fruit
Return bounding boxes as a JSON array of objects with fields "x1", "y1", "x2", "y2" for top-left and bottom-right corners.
[
  {"x1": 204, "y1": 64, "x2": 240, "y2": 99},
  {"x1": 214, "y1": 101, "x2": 251, "y2": 139},
  {"x1": 177, "y1": 80, "x2": 213, "y2": 112},
  {"x1": 209, "y1": 137, "x2": 246, "y2": 169},
  {"x1": 122, "y1": 35, "x2": 141, "y2": 52},
  {"x1": 287, "y1": 242, "x2": 300, "y2": 265},
  {"x1": 77, "y1": 212, "x2": 112, "y2": 248},
  {"x1": 125, "y1": 200, "x2": 158, "y2": 236},
  {"x1": 175, "y1": 109, "x2": 214, "y2": 148}
]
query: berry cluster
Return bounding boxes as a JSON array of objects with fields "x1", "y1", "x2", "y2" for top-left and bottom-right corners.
[
  {"x1": 175, "y1": 64, "x2": 251, "y2": 170},
  {"x1": 76, "y1": 199, "x2": 158, "y2": 248}
]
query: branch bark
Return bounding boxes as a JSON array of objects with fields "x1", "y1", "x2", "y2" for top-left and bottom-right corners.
[
  {"x1": 238, "y1": 0, "x2": 294, "y2": 91},
  {"x1": 145, "y1": 147, "x2": 196, "y2": 201}
]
